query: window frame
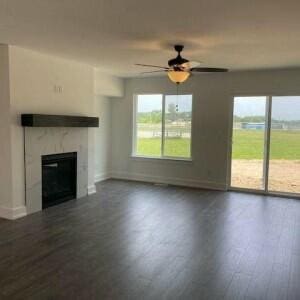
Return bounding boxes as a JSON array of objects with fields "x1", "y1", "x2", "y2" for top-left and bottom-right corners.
[{"x1": 132, "y1": 93, "x2": 193, "y2": 161}]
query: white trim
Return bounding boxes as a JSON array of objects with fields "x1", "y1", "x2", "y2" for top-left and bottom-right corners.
[
  {"x1": 263, "y1": 96, "x2": 272, "y2": 191},
  {"x1": 111, "y1": 171, "x2": 226, "y2": 191},
  {"x1": 226, "y1": 94, "x2": 235, "y2": 189},
  {"x1": 130, "y1": 155, "x2": 193, "y2": 163},
  {"x1": 94, "y1": 172, "x2": 111, "y2": 183},
  {"x1": 87, "y1": 184, "x2": 97, "y2": 195},
  {"x1": 132, "y1": 94, "x2": 138, "y2": 156},
  {"x1": 0, "y1": 205, "x2": 27, "y2": 220}
]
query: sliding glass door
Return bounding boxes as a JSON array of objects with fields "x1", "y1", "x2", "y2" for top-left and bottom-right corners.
[
  {"x1": 231, "y1": 97, "x2": 268, "y2": 190},
  {"x1": 230, "y1": 96, "x2": 300, "y2": 196},
  {"x1": 268, "y1": 97, "x2": 300, "y2": 194}
]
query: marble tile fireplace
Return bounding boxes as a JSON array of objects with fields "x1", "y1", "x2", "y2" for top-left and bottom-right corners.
[{"x1": 22, "y1": 114, "x2": 99, "y2": 215}]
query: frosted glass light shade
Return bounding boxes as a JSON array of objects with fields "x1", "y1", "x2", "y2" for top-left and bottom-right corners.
[{"x1": 167, "y1": 70, "x2": 190, "y2": 84}]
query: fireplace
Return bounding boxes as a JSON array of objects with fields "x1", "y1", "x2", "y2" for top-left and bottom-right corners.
[{"x1": 42, "y1": 152, "x2": 77, "y2": 209}]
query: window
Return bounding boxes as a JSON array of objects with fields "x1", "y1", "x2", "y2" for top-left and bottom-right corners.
[
  {"x1": 134, "y1": 94, "x2": 163, "y2": 157},
  {"x1": 133, "y1": 94, "x2": 192, "y2": 159}
]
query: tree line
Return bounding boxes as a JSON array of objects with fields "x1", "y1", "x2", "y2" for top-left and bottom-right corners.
[
  {"x1": 234, "y1": 115, "x2": 300, "y2": 126},
  {"x1": 138, "y1": 103, "x2": 192, "y2": 123}
]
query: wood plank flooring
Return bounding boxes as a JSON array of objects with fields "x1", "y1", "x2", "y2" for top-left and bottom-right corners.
[{"x1": 0, "y1": 179, "x2": 299, "y2": 299}]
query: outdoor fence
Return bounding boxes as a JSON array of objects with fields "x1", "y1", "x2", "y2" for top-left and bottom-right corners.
[{"x1": 137, "y1": 123, "x2": 191, "y2": 138}]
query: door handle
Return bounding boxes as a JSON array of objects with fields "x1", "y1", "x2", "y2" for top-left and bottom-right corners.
[{"x1": 45, "y1": 163, "x2": 58, "y2": 168}]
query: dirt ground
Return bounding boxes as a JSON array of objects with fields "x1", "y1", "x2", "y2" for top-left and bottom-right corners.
[{"x1": 231, "y1": 160, "x2": 300, "y2": 194}]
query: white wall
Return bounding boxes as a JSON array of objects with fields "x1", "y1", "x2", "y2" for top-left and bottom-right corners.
[
  {"x1": 0, "y1": 46, "x2": 123, "y2": 219},
  {"x1": 8, "y1": 46, "x2": 95, "y2": 209},
  {"x1": 94, "y1": 70, "x2": 124, "y2": 98},
  {"x1": 94, "y1": 95, "x2": 112, "y2": 181},
  {"x1": 0, "y1": 44, "x2": 13, "y2": 212},
  {"x1": 111, "y1": 69, "x2": 300, "y2": 189},
  {"x1": 93, "y1": 70, "x2": 123, "y2": 184}
]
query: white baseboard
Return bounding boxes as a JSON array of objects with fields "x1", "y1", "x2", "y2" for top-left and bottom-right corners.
[
  {"x1": 87, "y1": 184, "x2": 97, "y2": 195},
  {"x1": 110, "y1": 171, "x2": 226, "y2": 191},
  {"x1": 94, "y1": 172, "x2": 111, "y2": 183},
  {"x1": 0, "y1": 205, "x2": 27, "y2": 220}
]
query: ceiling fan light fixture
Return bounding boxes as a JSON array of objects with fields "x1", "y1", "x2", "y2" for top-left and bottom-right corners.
[
  {"x1": 167, "y1": 70, "x2": 190, "y2": 84},
  {"x1": 136, "y1": 44, "x2": 228, "y2": 85}
]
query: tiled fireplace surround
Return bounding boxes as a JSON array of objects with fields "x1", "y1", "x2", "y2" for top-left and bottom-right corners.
[{"x1": 24, "y1": 127, "x2": 89, "y2": 214}]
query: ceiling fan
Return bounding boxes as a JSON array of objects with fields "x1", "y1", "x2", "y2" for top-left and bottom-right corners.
[{"x1": 136, "y1": 45, "x2": 228, "y2": 84}]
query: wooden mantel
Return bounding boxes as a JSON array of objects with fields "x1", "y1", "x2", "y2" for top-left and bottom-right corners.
[{"x1": 21, "y1": 114, "x2": 99, "y2": 128}]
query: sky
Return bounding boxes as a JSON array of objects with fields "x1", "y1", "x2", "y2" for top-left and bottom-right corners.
[{"x1": 234, "y1": 96, "x2": 300, "y2": 120}]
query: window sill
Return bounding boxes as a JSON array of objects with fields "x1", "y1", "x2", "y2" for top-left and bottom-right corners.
[{"x1": 130, "y1": 155, "x2": 193, "y2": 163}]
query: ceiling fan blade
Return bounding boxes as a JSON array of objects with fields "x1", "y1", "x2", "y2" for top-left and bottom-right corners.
[
  {"x1": 190, "y1": 67, "x2": 228, "y2": 72},
  {"x1": 135, "y1": 63, "x2": 169, "y2": 70},
  {"x1": 181, "y1": 61, "x2": 202, "y2": 69},
  {"x1": 141, "y1": 70, "x2": 167, "y2": 74}
]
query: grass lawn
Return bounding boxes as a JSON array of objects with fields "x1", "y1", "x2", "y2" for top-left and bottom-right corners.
[
  {"x1": 233, "y1": 129, "x2": 300, "y2": 159},
  {"x1": 136, "y1": 129, "x2": 300, "y2": 159},
  {"x1": 137, "y1": 138, "x2": 191, "y2": 157}
]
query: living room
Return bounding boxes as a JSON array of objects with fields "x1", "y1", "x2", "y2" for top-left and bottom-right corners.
[{"x1": 0, "y1": 1, "x2": 299, "y2": 299}]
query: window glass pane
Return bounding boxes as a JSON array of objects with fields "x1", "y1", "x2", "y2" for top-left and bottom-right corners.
[
  {"x1": 164, "y1": 95, "x2": 192, "y2": 158},
  {"x1": 231, "y1": 96, "x2": 267, "y2": 190},
  {"x1": 269, "y1": 96, "x2": 300, "y2": 194},
  {"x1": 136, "y1": 94, "x2": 162, "y2": 157}
]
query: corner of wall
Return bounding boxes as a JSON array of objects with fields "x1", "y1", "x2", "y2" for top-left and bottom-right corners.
[
  {"x1": 0, "y1": 205, "x2": 27, "y2": 220},
  {"x1": 87, "y1": 184, "x2": 97, "y2": 195},
  {"x1": 0, "y1": 44, "x2": 15, "y2": 216},
  {"x1": 95, "y1": 172, "x2": 111, "y2": 183},
  {"x1": 94, "y1": 69, "x2": 124, "y2": 98}
]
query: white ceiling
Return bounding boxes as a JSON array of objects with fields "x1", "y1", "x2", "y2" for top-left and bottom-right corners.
[{"x1": 0, "y1": 0, "x2": 300, "y2": 77}]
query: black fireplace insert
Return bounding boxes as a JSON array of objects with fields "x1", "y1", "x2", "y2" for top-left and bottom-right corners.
[{"x1": 42, "y1": 152, "x2": 77, "y2": 209}]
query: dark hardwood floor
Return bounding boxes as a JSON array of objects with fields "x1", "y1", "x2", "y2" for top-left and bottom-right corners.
[{"x1": 0, "y1": 179, "x2": 299, "y2": 299}]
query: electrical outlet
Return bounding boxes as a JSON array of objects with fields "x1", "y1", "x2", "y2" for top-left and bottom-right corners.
[{"x1": 53, "y1": 85, "x2": 63, "y2": 93}]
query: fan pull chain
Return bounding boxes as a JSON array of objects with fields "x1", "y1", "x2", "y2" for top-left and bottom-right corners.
[{"x1": 176, "y1": 83, "x2": 179, "y2": 127}]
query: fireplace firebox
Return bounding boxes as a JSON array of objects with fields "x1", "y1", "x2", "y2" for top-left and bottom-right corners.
[{"x1": 42, "y1": 152, "x2": 77, "y2": 209}]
